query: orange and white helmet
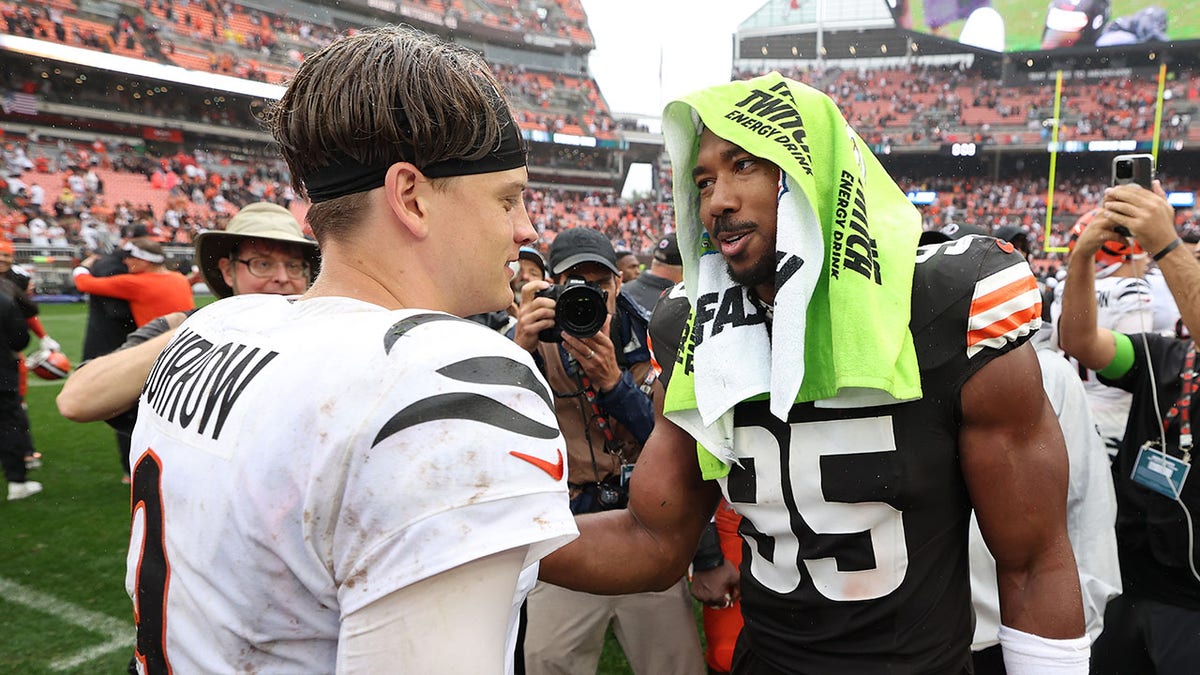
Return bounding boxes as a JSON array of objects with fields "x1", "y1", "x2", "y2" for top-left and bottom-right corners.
[
  {"x1": 1067, "y1": 209, "x2": 1145, "y2": 268},
  {"x1": 25, "y1": 349, "x2": 71, "y2": 380}
]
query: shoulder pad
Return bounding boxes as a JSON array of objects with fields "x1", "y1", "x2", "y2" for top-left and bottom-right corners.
[{"x1": 911, "y1": 235, "x2": 1041, "y2": 366}]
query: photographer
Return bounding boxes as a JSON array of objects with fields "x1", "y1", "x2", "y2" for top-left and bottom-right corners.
[
  {"x1": 511, "y1": 226, "x2": 704, "y2": 675},
  {"x1": 1059, "y1": 180, "x2": 1200, "y2": 674}
]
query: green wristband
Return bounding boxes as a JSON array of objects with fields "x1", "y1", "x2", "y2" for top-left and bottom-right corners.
[{"x1": 1097, "y1": 331, "x2": 1135, "y2": 380}]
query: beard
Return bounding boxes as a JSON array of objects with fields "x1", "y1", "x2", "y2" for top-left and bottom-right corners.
[
  {"x1": 727, "y1": 252, "x2": 775, "y2": 289},
  {"x1": 714, "y1": 216, "x2": 775, "y2": 290}
]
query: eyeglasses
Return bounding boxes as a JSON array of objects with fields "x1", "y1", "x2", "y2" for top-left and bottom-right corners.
[{"x1": 234, "y1": 257, "x2": 309, "y2": 279}]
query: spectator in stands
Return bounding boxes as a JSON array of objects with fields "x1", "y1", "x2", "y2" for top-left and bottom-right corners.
[
  {"x1": 622, "y1": 233, "x2": 683, "y2": 313},
  {"x1": 72, "y1": 237, "x2": 193, "y2": 328},
  {"x1": 1057, "y1": 180, "x2": 1200, "y2": 675},
  {"x1": 57, "y1": 202, "x2": 317, "y2": 425},
  {"x1": 614, "y1": 247, "x2": 640, "y2": 283},
  {"x1": 511, "y1": 227, "x2": 703, "y2": 675}
]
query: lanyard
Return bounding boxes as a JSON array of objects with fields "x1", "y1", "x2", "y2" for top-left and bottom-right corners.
[
  {"x1": 578, "y1": 372, "x2": 619, "y2": 452},
  {"x1": 1163, "y1": 348, "x2": 1197, "y2": 462}
]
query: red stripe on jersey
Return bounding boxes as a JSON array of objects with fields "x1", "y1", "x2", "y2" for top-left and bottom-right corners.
[
  {"x1": 967, "y1": 303, "x2": 1042, "y2": 347},
  {"x1": 969, "y1": 274, "x2": 1039, "y2": 318}
]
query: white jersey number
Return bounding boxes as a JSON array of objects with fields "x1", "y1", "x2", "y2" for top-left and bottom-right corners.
[{"x1": 723, "y1": 415, "x2": 909, "y2": 601}]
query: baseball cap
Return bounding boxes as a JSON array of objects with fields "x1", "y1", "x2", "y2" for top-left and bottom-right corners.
[
  {"x1": 193, "y1": 202, "x2": 319, "y2": 298},
  {"x1": 547, "y1": 227, "x2": 618, "y2": 276},
  {"x1": 994, "y1": 224, "x2": 1032, "y2": 255},
  {"x1": 518, "y1": 246, "x2": 546, "y2": 276},
  {"x1": 918, "y1": 222, "x2": 989, "y2": 246},
  {"x1": 653, "y1": 233, "x2": 682, "y2": 265}
]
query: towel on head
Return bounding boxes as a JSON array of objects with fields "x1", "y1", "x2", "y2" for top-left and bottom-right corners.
[{"x1": 660, "y1": 73, "x2": 924, "y2": 478}]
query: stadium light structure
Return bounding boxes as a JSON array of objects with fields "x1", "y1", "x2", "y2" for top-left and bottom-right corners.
[{"x1": 0, "y1": 34, "x2": 285, "y2": 101}]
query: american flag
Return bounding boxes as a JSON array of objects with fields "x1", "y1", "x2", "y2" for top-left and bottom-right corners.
[{"x1": 1, "y1": 91, "x2": 38, "y2": 116}]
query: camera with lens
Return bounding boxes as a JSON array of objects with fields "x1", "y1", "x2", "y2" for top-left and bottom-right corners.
[{"x1": 535, "y1": 279, "x2": 609, "y2": 343}]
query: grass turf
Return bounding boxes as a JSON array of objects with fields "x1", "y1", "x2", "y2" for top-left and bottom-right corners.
[{"x1": 1, "y1": 300, "x2": 687, "y2": 674}]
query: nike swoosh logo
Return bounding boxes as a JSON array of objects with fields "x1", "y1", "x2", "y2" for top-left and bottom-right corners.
[{"x1": 509, "y1": 449, "x2": 564, "y2": 481}]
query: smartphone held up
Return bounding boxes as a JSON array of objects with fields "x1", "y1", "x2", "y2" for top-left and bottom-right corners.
[{"x1": 1110, "y1": 154, "x2": 1155, "y2": 236}]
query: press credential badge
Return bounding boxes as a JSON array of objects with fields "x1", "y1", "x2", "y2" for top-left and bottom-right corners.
[{"x1": 1133, "y1": 443, "x2": 1190, "y2": 499}]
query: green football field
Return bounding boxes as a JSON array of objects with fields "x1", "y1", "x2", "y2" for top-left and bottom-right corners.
[
  {"x1": 0, "y1": 301, "x2": 688, "y2": 673},
  {"x1": 908, "y1": 0, "x2": 1199, "y2": 52}
]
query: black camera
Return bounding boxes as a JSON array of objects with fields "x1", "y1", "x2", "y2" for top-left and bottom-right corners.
[{"x1": 535, "y1": 279, "x2": 609, "y2": 343}]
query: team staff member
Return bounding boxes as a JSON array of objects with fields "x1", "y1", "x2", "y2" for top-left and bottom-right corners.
[
  {"x1": 0, "y1": 285, "x2": 37, "y2": 500},
  {"x1": 511, "y1": 226, "x2": 704, "y2": 675},
  {"x1": 0, "y1": 238, "x2": 61, "y2": 356},
  {"x1": 57, "y1": 202, "x2": 318, "y2": 425},
  {"x1": 623, "y1": 233, "x2": 684, "y2": 313},
  {"x1": 125, "y1": 26, "x2": 575, "y2": 674},
  {"x1": 78, "y1": 228, "x2": 139, "y2": 481},
  {"x1": 539, "y1": 74, "x2": 1087, "y2": 674},
  {"x1": 73, "y1": 238, "x2": 194, "y2": 327},
  {"x1": 0, "y1": 237, "x2": 59, "y2": 471},
  {"x1": 1059, "y1": 181, "x2": 1200, "y2": 675}
]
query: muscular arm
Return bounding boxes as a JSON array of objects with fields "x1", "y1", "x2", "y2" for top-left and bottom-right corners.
[
  {"x1": 961, "y1": 343, "x2": 1085, "y2": 639},
  {"x1": 56, "y1": 313, "x2": 187, "y2": 422},
  {"x1": 1144, "y1": 232, "x2": 1200, "y2": 341},
  {"x1": 539, "y1": 412, "x2": 722, "y2": 593},
  {"x1": 337, "y1": 547, "x2": 528, "y2": 674}
]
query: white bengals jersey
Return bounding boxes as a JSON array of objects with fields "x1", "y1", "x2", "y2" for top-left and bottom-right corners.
[
  {"x1": 126, "y1": 295, "x2": 576, "y2": 674},
  {"x1": 1145, "y1": 267, "x2": 1182, "y2": 335},
  {"x1": 1049, "y1": 273, "x2": 1159, "y2": 447}
]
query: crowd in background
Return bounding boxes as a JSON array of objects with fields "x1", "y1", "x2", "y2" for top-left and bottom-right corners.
[
  {"x1": 0, "y1": 128, "x2": 1198, "y2": 290},
  {"x1": 735, "y1": 63, "x2": 1197, "y2": 149}
]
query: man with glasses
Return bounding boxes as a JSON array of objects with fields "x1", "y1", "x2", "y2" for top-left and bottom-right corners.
[{"x1": 57, "y1": 202, "x2": 316, "y2": 427}]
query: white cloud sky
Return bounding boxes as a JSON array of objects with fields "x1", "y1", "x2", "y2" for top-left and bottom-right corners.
[{"x1": 579, "y1": 0, "x2": 762, "y2": 119}]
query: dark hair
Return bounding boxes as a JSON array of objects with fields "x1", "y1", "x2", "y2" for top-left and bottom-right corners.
[{"x1": 265, "y1": 25, "x2": 513, "y2": 243}]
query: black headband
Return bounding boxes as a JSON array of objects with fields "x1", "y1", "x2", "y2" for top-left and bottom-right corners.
[{"x1": 303, "y1": 107, "x2": 527, "y2": 204}]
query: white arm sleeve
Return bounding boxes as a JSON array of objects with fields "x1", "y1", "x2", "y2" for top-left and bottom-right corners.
[
  {"x1": 337, "y1": 546, "x2": 530, "y2": 675},
  {"x1": 998, "y1": 625, "x2": 1089, "y2": 675}
]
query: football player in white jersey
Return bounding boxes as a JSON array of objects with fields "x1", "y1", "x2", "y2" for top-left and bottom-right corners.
[{"x1": 124, "y1": 26, "x2": 576, "y2": 675}]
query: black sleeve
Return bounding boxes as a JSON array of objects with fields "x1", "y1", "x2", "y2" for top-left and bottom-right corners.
[
  {"x1": 692, "y1": 520, "x2": 725, "y2": 572},
  {"x1": 0, "y1": 293, "x2": 30, "y2": 352}
]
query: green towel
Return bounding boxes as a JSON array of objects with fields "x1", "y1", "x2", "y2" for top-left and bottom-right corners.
[{"x1": 660, "y1": 73, "x2": 924, "y2": 479}]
